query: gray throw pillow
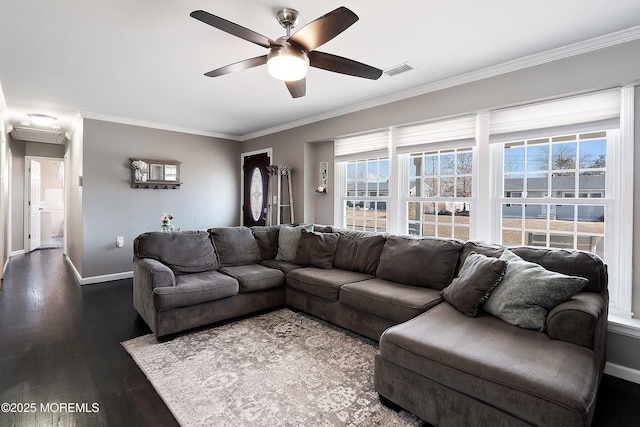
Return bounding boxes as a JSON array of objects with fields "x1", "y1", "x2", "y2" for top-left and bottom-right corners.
[
  {"x1": 483, "y1": 249, "x2": 588, "y2": 331},
  {"x1": 441, "y1": 252, "x2": 507, "y2": 317},
  {"x1": 275, "y1": 224, "x2": 312, "y2": 262},
  {"x1": 209, "y1": 227, "x2": 260, "y2": 267},
  {"x1": 293, "y1": 229, "x2": 339, "y2": 269}
]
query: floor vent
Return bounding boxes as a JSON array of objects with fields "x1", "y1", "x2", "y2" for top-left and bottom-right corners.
[{"x1": 384, "y1": 63, "x2": 414, "y2": 77}]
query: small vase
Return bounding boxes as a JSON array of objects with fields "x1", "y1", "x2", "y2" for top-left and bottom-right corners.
[
  {"x1": 161, "y1": 223, "x2": 174, "y2": 232},
  {"x1": 134, "y1": 169, "x2": 142, "y2": 181}
]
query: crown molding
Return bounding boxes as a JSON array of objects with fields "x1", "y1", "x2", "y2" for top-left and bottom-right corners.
[
  {"x1": 79, "y1": 111, "x2": 241, "y2": 141},
  {"x1": 240, "y1": 25, "x2": 640, "y2": 141}
]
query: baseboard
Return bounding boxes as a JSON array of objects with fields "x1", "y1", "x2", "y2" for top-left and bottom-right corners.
[
  {"x1": 604, "y1": 362, "x2": 640, "y2": 384},
  {"x1": 81, "y1": 271, "x2": 133, "y2": 285},
  {"x1": 2, "y1": 257, "x2": 8, "y2": 278},
  {"x1": 64, "y1": 255, "x2": 133, "y2": 285},
  {"x1": 10, "y1": 249, "x2": 25, "y2": 257}
]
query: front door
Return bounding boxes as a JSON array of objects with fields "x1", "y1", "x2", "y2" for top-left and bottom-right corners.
[{"x1": 243, "y1": 153, "x2": 270, "y2": 226}]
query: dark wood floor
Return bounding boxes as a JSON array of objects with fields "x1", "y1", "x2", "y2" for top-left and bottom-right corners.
[{"x1": 0, "y1": 248, "x2": 639, "y2": 426}]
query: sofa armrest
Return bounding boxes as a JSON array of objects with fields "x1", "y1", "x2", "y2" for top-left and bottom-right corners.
[
  {"x1": 133, "y1": 258, "x2": 176, "y2": 334},
  {"x1": 134, "y1": 258, "x2": 176, "y2": 289},
  {"x1": 546, "y1": 292, "x2": 606, "y2": 350}
]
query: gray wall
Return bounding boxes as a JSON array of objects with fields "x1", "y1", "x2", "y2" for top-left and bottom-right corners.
[
  {"x1": 77, "y1": 119, "x2": 240, "y2": 278},
  {"x1": 241, "y1": 39, "x2": 640, "y2": 372}
]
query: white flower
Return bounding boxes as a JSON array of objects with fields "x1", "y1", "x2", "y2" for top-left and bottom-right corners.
[
  {"x1": 160, "y1": 213, "x2": 174, "y2": 224},
  {"x1": 131, "y1": 160, "x2": 148, "y2": 170}
]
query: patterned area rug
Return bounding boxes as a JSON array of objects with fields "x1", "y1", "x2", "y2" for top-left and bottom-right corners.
[{"x1": 122, "y1": 309, "x2": 423, "y2": 426}]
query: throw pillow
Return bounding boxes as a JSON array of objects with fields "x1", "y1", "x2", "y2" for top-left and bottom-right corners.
[
  {"x1": 441, "y1": 252, "x2": 507, "y2": 317},
  {"x1": 275, "y1": 224, "x2": 313, "y2": 262},
  {"x1": 293, "y1": 229, "x2": 340, "y2": 269},
  {"x1": 483, "y1": 249, "x2": 588, "y2": 331}
]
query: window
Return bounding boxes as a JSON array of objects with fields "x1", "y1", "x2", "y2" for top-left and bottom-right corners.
[
  {"x1": 498, "y1": 132, "x2": 608, "y2": 259},
  {"x1": 334, "y1": 129, "x2": 390, "y2": 232},
  {"x1": 342, "y1": 157, "x2": 389, "y2": 231},
  {"x1": 407, "y1": 148, "x2": 473, "y2": 239}
]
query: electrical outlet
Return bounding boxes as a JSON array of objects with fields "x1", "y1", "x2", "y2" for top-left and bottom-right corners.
[{"x1": 116, "y1": 236, "x2": 124, "y2": 248}]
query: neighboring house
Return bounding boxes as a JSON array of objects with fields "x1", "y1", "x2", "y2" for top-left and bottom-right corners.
[{"x1": 503, "y1": 175, "x2": 605, "y2": 221}]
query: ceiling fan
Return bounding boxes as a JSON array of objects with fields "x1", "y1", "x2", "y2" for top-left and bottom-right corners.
[{"x1": 190, "y1": 6, "x2": 383, "y2": 98}]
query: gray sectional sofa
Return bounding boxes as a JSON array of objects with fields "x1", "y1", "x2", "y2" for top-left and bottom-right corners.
[{"x1": 132, "y1": 225, "x2": 609, "y2": 427}]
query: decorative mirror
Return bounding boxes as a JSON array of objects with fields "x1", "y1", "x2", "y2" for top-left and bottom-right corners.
[{"x1": 131, "y1": 158, "x2": 181, "y2": 189}]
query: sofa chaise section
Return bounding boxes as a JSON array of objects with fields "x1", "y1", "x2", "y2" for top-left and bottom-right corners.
[{"x1": 375, "y1": 241, "x2": 609, "y2": 427}]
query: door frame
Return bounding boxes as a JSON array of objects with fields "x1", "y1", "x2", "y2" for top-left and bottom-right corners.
[
  {"x1": 23, "y1": 155, "x2": 66, "y2": 253},
  {"x1": 240, "y1": 148, "x2": 272, "y2": 226}
]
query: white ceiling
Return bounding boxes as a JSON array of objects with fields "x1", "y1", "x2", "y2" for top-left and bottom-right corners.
[{"x1": 1, "y1": 0, "x2": 640, "y2": 141}]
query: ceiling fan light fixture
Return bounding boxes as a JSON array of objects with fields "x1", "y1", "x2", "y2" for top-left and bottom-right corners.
[{"x1": 267, "y1": 44, "x2": 309, "y2": 81}]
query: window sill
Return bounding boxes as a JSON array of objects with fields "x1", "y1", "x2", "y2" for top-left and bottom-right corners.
[{"x1": 608, "y1": 315, "x2": 640, "y2": 338}]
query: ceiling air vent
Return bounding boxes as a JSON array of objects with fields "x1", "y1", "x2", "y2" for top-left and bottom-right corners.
[
  {"x1": 10, "y1": 127, "x2": 66, "y2": 144},
  {"x1": 383, "y1": 63, "x2": 414, "y2": 77}
]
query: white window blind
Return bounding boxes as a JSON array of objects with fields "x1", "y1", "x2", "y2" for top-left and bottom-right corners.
[
  {"x1": 489, "y1": 90, "x2": 621, "y2": 143},
  {"x1": 334, "y1": 130, "x2": 389, "y2": 161},
  {"x1": 395, "y1": 115, "x2": 476, "y2": 154}
]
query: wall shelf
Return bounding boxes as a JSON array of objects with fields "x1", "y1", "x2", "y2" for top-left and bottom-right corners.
[{"x1": 131, "y1": 158, "x2": 181, "y2": 189}]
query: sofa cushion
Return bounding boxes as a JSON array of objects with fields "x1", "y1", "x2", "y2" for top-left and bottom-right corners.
[
  {"x1": 276, "y1": 224, "x2": 313, "y2": 262},
  {"x1": 462, "y1": 241, "x2": 607, "y2": 293},
  {"x1": 293, "y1": 229, "x2": 339, "y2": 269},
  {"x1": 260, "y1": 259, "x2": 305, "y2": 274},
  {"x1": 376, "y1": 235, "x2": 463, "y2": 289},
  {"x1": 378, "y1": 303, "x2": 599, "y2": 427},
  {"x1": 209, "y1": 227, "x2": 261, "y2": 267},
  {"x1": 219, "y1": 264, "x2": 285, "y2": 293},
  {"x1": 340, "y1": 278, "x2": 442, "y2": 323},
  {"x1": 153, "y1": 271, "x2": 238, "y2": 311},
  {"x1": 441, "y1": 252, "x2": 507, "y2": 317},
  {"x1": 286, "y1": 267, "x2": 373, "y2": 301},
  {"x1": 134, "y1": 231, "x2": 218, "y2": 274},
  {"x1": 483, "y1": 249, "x2": 588, "y2": 331},
  {"x1": 333, "y1": 229, "x2": 387, "y2": 275},
  {"x1": 251, "y1": 226, "x2": 280, "y2": 260}
]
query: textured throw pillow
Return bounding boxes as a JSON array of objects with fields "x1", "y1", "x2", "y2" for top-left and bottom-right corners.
[
  {"x1": 441, "y1": 252, "x2": 507, "y2": 317},
  {"x1": 483, "y1": 249, "x2": 588, "y2": 331},
  {"x1": 275, "y1": 224, "x2": 313, "y2": 262},
  {"x1": 293, "y1": 229, "x2": 339, "y2": 269}
]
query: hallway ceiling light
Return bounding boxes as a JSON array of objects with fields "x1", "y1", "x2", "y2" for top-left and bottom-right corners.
[{"x1": 28, "y1": 114, "x2": 57, "y2": 127}]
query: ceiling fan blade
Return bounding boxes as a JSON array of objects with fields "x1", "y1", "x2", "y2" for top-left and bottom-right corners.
[
  {"x1": 285, "y1": 78, "x2": 306, "y2": 98},
  {"x1": 288, "y1": 7, "x2": 358, "y2": 52},
  {"x1": 190, "y1": 10, "x2": 276, "y2": 49},
  {"x1": 309, "y1": 51, "x2": 382, "y2": 80},
  {"x1": 204, "y1": 55, "x2": 268, "y2": 77}
]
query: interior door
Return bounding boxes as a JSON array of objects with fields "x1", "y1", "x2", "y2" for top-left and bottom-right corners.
[
  {"x1": 28, "y1": 159, "x2": 41, "y2": 251},
  {"x1": 243, "y1": 153, "x2": 270, "y2": 226}
]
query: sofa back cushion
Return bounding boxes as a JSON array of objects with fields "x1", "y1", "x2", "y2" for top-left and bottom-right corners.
[
  {"x1": 462, "y1": 241, "x2": 607, "y2": 293},
  {"x1": 333, "y1": 229, "x2": 387, "y2": 275},
  {"x1": 275, "y1": 224, "x2": 313, "y2": 262},
  {"x1": 250, "y1": 226, "x2": 280, "y2": 260},
  {"x1": 293, "y1": 229, "x2": 339, "y2": 269},
  {"x1": 134, "y1": 231, "x2": 218, "y2": 274},
  {"x1": 209, "y1": 227, "x2": 260, "y2": 267},
  {"x1": 376, "y1": 235, "x2": 463, "y2": 289}
]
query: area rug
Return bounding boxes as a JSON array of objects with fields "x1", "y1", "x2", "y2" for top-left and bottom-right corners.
[{"x1": 122, "y1": 308, "x2": 424, "y2": 427}]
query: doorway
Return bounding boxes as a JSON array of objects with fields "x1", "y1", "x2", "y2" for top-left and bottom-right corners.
[
  {"x1": 24, "y1": 156, "x2": 65, "y2": 252},
  {"x1": 241, "y1": 149, "x2": 272, "y2": 226}
]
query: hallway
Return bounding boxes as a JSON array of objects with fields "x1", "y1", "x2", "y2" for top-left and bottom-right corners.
[{"x1": 0, "y1": 248, "x2": 176, "y2": 426}]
